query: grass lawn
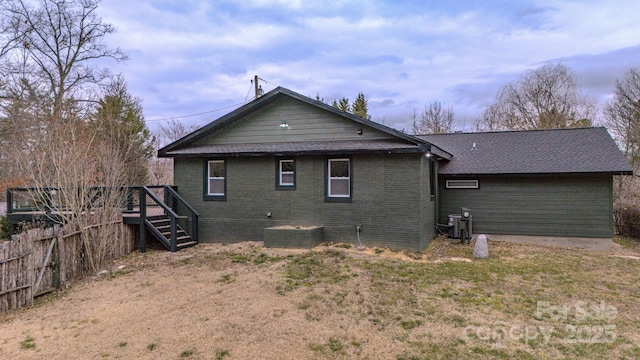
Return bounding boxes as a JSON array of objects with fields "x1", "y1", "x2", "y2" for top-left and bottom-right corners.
[{"x1": 1, "y1": 236, "x2": 639, "y2": 359}]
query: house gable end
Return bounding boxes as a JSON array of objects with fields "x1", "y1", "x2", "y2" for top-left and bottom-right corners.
[{"x1": 192, "y1": 95, "x2": 396, "y2": 146}]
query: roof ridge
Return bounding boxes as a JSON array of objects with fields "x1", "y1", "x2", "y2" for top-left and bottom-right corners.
[{"x1": 418, "y1": 126, "x2": 605, "y2": 137}]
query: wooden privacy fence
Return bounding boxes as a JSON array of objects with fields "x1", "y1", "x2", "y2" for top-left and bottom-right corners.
[{"x1": 0, "y1": 221, "x2": 137, "y2": 312}]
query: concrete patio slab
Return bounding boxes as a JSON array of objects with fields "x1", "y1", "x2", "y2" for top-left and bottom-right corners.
[{"x1": 477, "y1": 234, "x2": 614, "y2": 251}]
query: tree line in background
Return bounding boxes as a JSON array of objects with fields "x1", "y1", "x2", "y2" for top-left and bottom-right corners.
[
  {"x1": 0, "y1": 0, "x2": 154, "y2": 267},
  {"x1": 410, "y1": 62, "x2": 640, "y2": 237}
]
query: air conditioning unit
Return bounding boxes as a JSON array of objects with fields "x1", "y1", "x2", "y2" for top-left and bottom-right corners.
[{"x1": 448, "y1": 210, "x2": 472, "y2": 241}]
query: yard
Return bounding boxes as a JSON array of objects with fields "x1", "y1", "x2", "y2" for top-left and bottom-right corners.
[{"x1": 1, "y1": 237, "x2": 639, "y2": 359}]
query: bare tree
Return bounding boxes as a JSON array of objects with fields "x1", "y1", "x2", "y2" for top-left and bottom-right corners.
[
  {"x1": 480, "y1": 63, "x2": 596, "y2": 130},
  {"x1": 9, "y1": 115, "x2": 128, "y2": 271},
  {"x1": 604, "y1": 68, "x2": 640, "y2": 203},
  {"x1": 147, "y1": 119, "x2": 200, "y2": 186},
  {"x1": 156, "y1": 119, "x2": 199, "y2": 147},
  {"x1": 0, "y1": 0, "x2": 127, "y2": 118},
  {"x1": 0, "y1": 0, "x2": 132, "y2": 269},
  {"x1": 605, "y1": 68, "x2": 640, "y2": 167},
  {"x1": 412, "y1": 101, "x2": 455, "y2": 134}
]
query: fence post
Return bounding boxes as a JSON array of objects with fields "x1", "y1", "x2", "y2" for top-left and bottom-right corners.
[{"x1": 57, "y1": 226, "x2": 67, "y2": 287}]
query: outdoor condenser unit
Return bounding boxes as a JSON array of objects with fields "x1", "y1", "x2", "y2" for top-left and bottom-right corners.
[{"x1": 448, "y1": 208, "x2": 472, "y2": 241}]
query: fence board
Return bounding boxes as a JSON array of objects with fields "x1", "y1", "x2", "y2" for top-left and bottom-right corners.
[{"x1": 0, "y1": 220, "x2": 137, "y2": 312}]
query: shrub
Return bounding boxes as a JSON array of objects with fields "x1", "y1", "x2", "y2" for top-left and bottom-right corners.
[
  {"x1": 614, "y1": 201, "x2": 640, "y2": 239},
  {"x1": 0, "y1": 215, "x2": 11, "y2": 240}
]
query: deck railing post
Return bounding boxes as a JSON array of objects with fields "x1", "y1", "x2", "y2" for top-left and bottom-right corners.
[
  {"x1": 126, "y1": 187, "x2": 134, "y2": 211},
  {"x1": 139, "y1": 187, "x2": 147, "y2": 253},
  {"x1": 170, "y1": 216, "x2": 177, "y2": 252},
  {"x1": 6, "y1": 189, "x2": 12, "y2": 214},
  {"x1": 193, "y1": 213, "x2": 199, "y2": 242}
]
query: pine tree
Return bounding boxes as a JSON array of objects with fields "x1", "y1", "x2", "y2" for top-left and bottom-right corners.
[
  {"x1": 352, "y1": 92, "x2": 370, "y2": 120},
  {"x1": 332, "y1": 97, "x2": 351, "y2": 112},
  {"x1": 91, "y1": 76, "x2": 153, "y2": 185}
]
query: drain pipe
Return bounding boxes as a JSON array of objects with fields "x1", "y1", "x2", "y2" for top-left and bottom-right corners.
[{"x1": 356, "y1": 224, "x2": 365, "y2": 250}]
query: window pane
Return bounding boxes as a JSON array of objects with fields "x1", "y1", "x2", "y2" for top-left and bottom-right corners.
[
  {"x1": 330, "y1": 160, "x2": 349, "y2": 177},
  {"x1": 281, "y1": 160, "x2": 294, "y2": 172},
  {"x1": 330, "y1": 179, "x2": 349, "y2": 196},
  {"x1": 209, "y1": 161, "x2": 224, "y2": 177},
  {"x1": 281, "y1": 173, "x2": 294, "y2": 185},
  {"x1": 209, "y1": 179, "x2": 225, "y2": 195}
]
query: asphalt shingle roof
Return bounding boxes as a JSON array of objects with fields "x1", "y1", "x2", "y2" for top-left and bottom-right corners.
[
  {"x1": 419, "y1": 127, "x2": 632, "y2": 175},
  {"x1": 163, "y1": 139, "x2": 424, "y2": 157}
]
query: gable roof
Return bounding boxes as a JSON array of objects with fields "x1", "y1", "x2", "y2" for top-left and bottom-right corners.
[
  {"x1": 159, "y1": 87, "x2": 451, "y2": 159},
  {"x1": 419, "y1": 127, "x2": 632, "y2": 175}
]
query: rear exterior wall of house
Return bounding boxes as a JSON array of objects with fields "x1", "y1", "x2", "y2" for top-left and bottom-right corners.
[
  {"x1": 438, "y1": 174, "x2": 614, "y2": 238},
  {"x1": 174, "y1": 153, "x2": 436, "y2": 250}
]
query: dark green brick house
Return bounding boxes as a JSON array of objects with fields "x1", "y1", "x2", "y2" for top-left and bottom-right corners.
[
  {"x1": 159, "y1": 87, "x2": 632, "y2": 250},
  {"x1": 159, "y1": 87, "x2": 451, "y2": 250},
  {"x1": 421, "y1": 128, "x2": 633, "y2": 239}
]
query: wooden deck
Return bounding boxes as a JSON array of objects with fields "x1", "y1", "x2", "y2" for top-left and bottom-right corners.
[{"x1": 5, "y1": 186, "x2": 199, "y2": 252}]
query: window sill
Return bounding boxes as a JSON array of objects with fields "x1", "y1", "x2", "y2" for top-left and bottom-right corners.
[
  {"x1": 203, "y1": 195, "x2": 226, "y2": 201},
  {"x1": 324, "y1": 196, "x2": 352, "y2": 203}
]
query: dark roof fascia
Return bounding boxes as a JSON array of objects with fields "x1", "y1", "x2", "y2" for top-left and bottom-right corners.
[
  {"x1": 165, "y1": 147, "x2": 427, "y2": 158},
  {"x1": 439, "y1": 171, "x2": 632, "y2": 177},
  {"x1": 158, "y1": 87, "x2": 451, "y2": 159}
]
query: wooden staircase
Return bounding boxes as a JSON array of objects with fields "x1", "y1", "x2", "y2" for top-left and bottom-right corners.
[
  {"x1": 146, "y1": 215, "x2": 198, "y2": 251},
  {"x1": 139, "y1": 186, "x2": 200, "y2": 253}
]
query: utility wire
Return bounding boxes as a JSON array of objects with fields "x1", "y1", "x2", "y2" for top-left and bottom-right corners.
[
  {"x1": 146, "y1": 79, "x2": 269, "y2": 123},
  {"x1": 144, "y1": 102, "x2": 246, "y2": 122}
]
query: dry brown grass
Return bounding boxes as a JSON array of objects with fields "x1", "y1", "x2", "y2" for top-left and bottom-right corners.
[{"x1": 1, "y1": 237, "x2": 639, "y2": 359}]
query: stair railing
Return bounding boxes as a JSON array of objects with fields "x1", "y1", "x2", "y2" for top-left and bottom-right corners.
[
  {"x1": 163, "y1": 186, "x2": 200, "y2": 243},
  {"x1": 140, "y1": 186, "x2": 182, "y2": 252}
]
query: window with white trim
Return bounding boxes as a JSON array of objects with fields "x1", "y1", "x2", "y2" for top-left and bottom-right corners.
[
  {"x1": 207, "y1": 160, "x2": 225, "y2": 196},
  {"x1": 328, "y1": 158, "x2": 351, "y2": 198},
  {"x1": 277, "y1": 159, "x2": 295, "y2": 189},
  {"x1": 446, "y1": 179, "x2": 479, "y2": 189}
]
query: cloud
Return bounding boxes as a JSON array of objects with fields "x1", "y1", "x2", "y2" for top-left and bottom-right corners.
[{"x1": 97, "y1": 0, "x2": 640, "y2": 131}]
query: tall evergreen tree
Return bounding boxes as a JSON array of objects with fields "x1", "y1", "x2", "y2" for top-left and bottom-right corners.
[
  {"x1": 352, "y1": 92, "x2": 370, "y2": 120},
  {"x1": 91, "y1": 75, "x2": 153, "y2": 185}
]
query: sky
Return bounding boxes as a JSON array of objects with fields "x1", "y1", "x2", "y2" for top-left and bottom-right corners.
[{"x1": 98, "y1": 0, "x2": 640, "y2": 133}]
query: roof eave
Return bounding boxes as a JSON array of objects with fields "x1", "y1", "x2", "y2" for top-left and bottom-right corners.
[
  {"x1": 439, "y1": 170, "x2": 633, "y2": 176},
  {"x1": 164, "y1": 147, "x2": 426, "y2": 158}
]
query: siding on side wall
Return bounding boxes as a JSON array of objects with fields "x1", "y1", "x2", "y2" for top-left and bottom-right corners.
[
  {"x1": 438, "y1": 174, "x2": 614, "y2": 238},
  {"x1": 174, "y1": 153, "x2": 435, "y2": 251},
  {"x1": 192, "y1": 97, "x2": 394, "y2": 146}
]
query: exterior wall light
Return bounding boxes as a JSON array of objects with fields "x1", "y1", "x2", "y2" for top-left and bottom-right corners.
[{"x1": 280, "y1": 122, "x2": 289, "y2": 128}]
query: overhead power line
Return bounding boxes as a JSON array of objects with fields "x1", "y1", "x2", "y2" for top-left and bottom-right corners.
[
  {"x1": 146, "y1": 77, "x2": 276, "y2": 123},
  {"x1": 144, "y1": 101, "x2": 247, "y2": 122}
]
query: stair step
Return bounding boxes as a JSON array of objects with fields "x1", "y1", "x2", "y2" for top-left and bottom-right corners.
[
  {"x1": 177, "y1": 241, "x2": 198, "y2": 249},
  {"x1": 159, "y1": 230, "x2": 188, "y2": 236},
  {"x1": 150, "y1": 219, "x2": 170, "y2": 224}
]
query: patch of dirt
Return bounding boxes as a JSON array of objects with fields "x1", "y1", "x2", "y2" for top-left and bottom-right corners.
[{"x1": 0, "y1": 238, "x2": 638, "y2": 359}]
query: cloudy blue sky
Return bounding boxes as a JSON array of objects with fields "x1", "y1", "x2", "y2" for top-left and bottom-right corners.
[{"x1": 99, "y1": 0, "x2": 640, "y2": 132}]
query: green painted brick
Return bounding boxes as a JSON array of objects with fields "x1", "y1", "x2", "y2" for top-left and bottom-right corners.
[
  {"x1": 174, "y1": 153, "x2": 436, "y2": 251},
  {"x1": 438, "y1": 174, "x2": 614, "y2": 238}
]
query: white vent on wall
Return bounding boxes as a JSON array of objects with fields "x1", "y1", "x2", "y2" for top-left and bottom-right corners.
[{"x1": 446, "y1": 180, "x2": 479, "y2": 189}]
